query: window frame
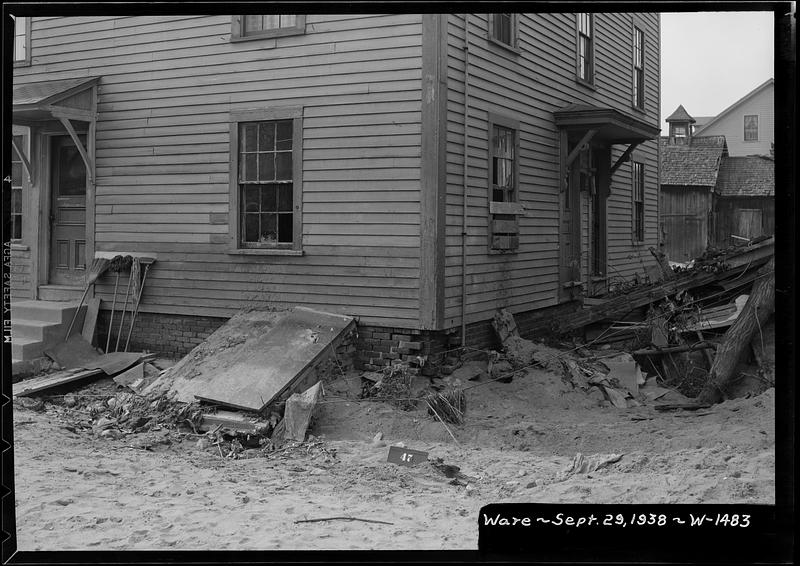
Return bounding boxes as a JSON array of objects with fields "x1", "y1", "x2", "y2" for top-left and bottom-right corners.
[
  {"x1": 228, "y1": 106, "x2": 304, "y2": 255},
  {"x1": 575, "y1": 13, "x2": 595, "y2": 87},
  {"x1": 487, "y1": 112, "x2": 522, "y2": 253},
  {"x1": 632, "y1": 25, "x2": 646, "y2": 111},
  {"x1": 744, "y1": 114, "x2": 759, "y2": 141},
  {"x1": 487, "y1": 13, "x2": 520, "y2": 52},
  {"x1": 10, "y1": 133, "x2": 29, "y2": 242},
  {"x1": 13, "y1": 15, "x2": 31, "y2": 67},
  {"x1": 231, "y1": 15, "x2": 306, "y2": 42},
  {"x1": 631, "y1": 160, "x2": 645, "y2": 243}
]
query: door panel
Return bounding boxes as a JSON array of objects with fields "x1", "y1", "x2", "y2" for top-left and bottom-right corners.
[{"x1": 49, "y1": 135, "x2": 87, "y2": 286}]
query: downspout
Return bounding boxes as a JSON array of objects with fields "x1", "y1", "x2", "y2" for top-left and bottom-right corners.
[{"x1": 460, "y1": 14, "x2": 470, "y2": 347}]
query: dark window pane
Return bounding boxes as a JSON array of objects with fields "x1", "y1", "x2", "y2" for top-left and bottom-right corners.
[
  {"x1": 261, "y1": 213, "x2": 278, "y2": 243},
  {"x1": 260, "y1": 184, "x2": 278, "y2": 212},
  {"x1": 11, "y1": 189, "x2": 21, "y2": 213},
  {"x1": 276, "y1": 121, "x2": 293, "y2": 150},
  {"x1": 58, "y1": 146, "x2": 86, "y2": 196},
  {"x1": 243, "y1": 185, "x2": 260, "y2": 212},
  {"x1": 278, "y1": 184, "x2": 293, "y2": 211},
  {"x1": 258, "y1": 153, "x2": 275, "y2": 181},
  {"x1": 241, "y1": 154, "x2": 257, "y2": 181},
  {"x1": 12, "y1": 162, "x2": 22, "y2": 186},
  {"x1": 278, "y1": 213, "x2": 293, "y2": 243},
  {"x1": 13, "y1": 216, "x2": 22, "y2": 240},
  {"x1": 241, "y1": 123, "x2": 258, "y2": 152},
  {"x1": 243, "y1": 213, "x2": 259, "y2": 242},
  {"x1": 258, "y1": 122, "x2": 275, "y2": 151},
  {"x1": 493, "y1": 188, "x2": 505, "y2": 202},
  {"x1": 275, "y1": 152, "x2": 292, "y2": 180}
]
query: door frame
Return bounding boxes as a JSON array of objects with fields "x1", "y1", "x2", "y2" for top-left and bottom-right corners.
[{"x1": 34, "y1": 122, "x2": 95, "y2": 295}]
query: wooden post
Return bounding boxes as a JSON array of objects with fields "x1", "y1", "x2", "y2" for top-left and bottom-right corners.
[
  {"x1": 697, "y1": 257, "x2": 775, "y2": 404},
  {"x1": 649, "y1": 246, "x2": 676, "y2": 281}
]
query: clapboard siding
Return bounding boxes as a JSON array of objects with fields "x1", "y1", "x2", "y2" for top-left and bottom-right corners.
[
  {"x1": 10, "y1": 248, "x2": 33, "y2": 300},
  {"x1": 16, "y1": 15, "x2": 424, "y2": 327},
  {"x1": 443, "y1": 13, "x2": 660, "y2": 326}
]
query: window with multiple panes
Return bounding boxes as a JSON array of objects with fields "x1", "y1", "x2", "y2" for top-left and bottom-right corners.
[
  {"x1": 633, "y1": 27, "x2": 645, "y2": 109},
  {"x1": 744, "y1": 115, "x2": 759, "y2": 141},
  {"x1": 576, "y1": 13, "x2": 594, "y2": 84},
  {"x1": 237, "y1": 120, "x2": 296, "y2": 248},
  {"x1": 232, "y1": 15, "x2": 306, "y2": 40},
  {"x1": 632, "y1": 161, "x2": 645, "y2": 242},
  {"x1": 488, "y1": 117, "x2": 520, "y2": 252},
  {"x1": 14, "y1": 16, "x2": 30, "y2": 65},
  {"x1": 489, "y1": 14, "x2": 516, "y2": 47},
  {"x1": 11, "y1": 135, "x2": 24, "y2": 240}
]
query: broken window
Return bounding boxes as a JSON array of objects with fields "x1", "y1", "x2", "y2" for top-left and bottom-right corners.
[
  {"x1": 238, "y1": 120, "x2": 295, "y2": 247},
  {"x1": 744, "y1": 115, "x2": 759, "y2": 141},
  {"x1": 489, "y1": 14, "x2": 516, "y2": 47},
  {"x1": 576, "y1": 13, "x2": 594, "y2": 84},
  {"x1": 232, "y1": 15, "x2": 306, "y2": 40},
  {"x1": 489, "y1": 120, "x2": 520, "y2": 252},
  {"x1": 11, "y1": 135, "x2": 24, "y2": 240},
  {"x1": 632, "y1": 161, "x2": 645, "y2": 242},
  {"x1": 633, "y1": 27, "x2": 645, "y2": 109}
]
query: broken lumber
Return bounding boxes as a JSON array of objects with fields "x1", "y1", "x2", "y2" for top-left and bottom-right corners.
[
  {"x1": 283, "y1": 381, "x2": 323, "y2": 442},
  {"x1": 697, "y1": 257, "x2": 775, "y2": 404},
  {"x1": 649, "y1": 246, "x2": 676, "y2": 280},
  {"x1": 632, "y1": 342, "x2": 717, "y2": 356},
  {"x1": 13, "y1": 368, "x2": 104, "y2": 397}
]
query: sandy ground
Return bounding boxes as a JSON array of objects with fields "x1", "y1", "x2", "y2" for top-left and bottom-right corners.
[{"x1": 9, "y1": 360, "x2": 775, "y2": 552}]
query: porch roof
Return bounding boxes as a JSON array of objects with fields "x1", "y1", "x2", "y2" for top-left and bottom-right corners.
[
  {"x1": 13, "y1": 76, "x2": 100, "y2": 123},
  {"x1": 553, "y1": 104, "x2": 661, "y2": 144}
]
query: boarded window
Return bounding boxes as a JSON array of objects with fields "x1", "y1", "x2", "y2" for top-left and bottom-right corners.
[
  {"x1": 11, "y1": 135, "x2": 24, "y2": 240},
  {"x1": 632, "y1": 161, "x2": 645, "y2": 242},
  {"x1": 233, "y1": 15, "x2": 306, "y2": 39},
  {"x1": 577, "y1": 13, "x2": 594, "y2": 83},
  {"x1": 489, "y1": 121, "x2": 520, "y2": 251},
  {"x1": 744, "y1": 115, "x2": 759, "y2": 141},
  {"x1": 14, "y1": 16, "x2": 29, "y2": 64},
  {"x1": 238, "y1": 120, "x2": 295, "y2": 247},
  {"x1": 633, "y1": 27, "x2": 645, "y2": 109},
  {"x1": 490, "y1": 14, "x2": 515, "y2": 47}
]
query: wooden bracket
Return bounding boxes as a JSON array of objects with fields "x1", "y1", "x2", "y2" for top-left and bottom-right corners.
[
  {"x1": 10, "y1": 136, "x2": 34, "y2": 185},
  {"x1": 609, "y1": 142, "x2": 641, "y2": 176},
  {"x1": 57, "y1": 116, "x2": 94, "y2": 183},
  {"x1": 565, "y1": 129, "x2": 598, "y2": 168}
]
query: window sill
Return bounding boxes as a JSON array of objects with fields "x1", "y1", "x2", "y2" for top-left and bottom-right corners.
[
  {"x1": 487, "y1": 36, "x2": 521, "y2": 55},
  {"x1": 10, "y1": 242, "x2": 29, "y2": 251},
  {"x1": 231, "y1": 29, "x2": 305, "y2": 43},
  {"x1": 630, "y1": 104, "x2": 647, "y2": 115},
  {"x1": 575, "y1": 77, "x2": 596, "y2": 91},
  {"x1": 228, "y1": 248, "x2": 304, "y2": 256}
]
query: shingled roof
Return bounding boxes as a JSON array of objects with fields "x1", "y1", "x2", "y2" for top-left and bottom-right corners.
[
  {"x1": 660, "y1": 135, "x2": 728, "y2": 187},
  {"x1": 715, "y1": 156, "x2": 775, "y2": 197},
  {"x1": 666, "y1": 104, "x2": 696, "y2": 123}
]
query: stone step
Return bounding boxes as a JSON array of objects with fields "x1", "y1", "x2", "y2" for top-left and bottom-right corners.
[
  {"x1": 12, "y1": 336, "x2": 47, "y2": 361},
  {"x1": 38, "y1": 285, "x2": 85, "y2": 302},
  {"x1": 11, "y1": 319, "x2": 65, "y2": 342},
  {"x1": 11, "y1": 300, "x2": 86, "y2": 325}
]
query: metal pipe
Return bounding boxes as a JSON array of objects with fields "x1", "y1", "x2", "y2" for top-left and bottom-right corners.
[{"x1": 460, "y1": 14, "x2": 471, "y2": 348}]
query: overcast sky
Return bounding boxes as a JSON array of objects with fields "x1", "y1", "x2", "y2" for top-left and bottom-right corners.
[{"x1": 660, "y1": 11, "x2": 775, "y2": 132}]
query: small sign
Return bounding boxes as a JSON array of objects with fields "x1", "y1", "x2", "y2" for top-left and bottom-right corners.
[{"x1": 387, "y1": 445, "x2": 428, "y2": 467}]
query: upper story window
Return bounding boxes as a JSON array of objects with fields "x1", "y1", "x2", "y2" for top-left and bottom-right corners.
[
  {"x1": 633, "y1": 27, "x2": 645, "y2": 110},
  {"x1": 14, "y1": 16, "x2": 31, "y2": 66},
  {"x1": 231, "y1": 15, "x2": 306, "y2": 41},
  {"x1": 576, "y1": 13, "x2": 594, "y2": 84},
  {"x1": 488, "y1": 14, "x2": 517, "y2": 49},
  {"x1": 229, "y1": 107, "x2": 303, "y2": 253},
  {"x1": 632, "y1": 161, "x2": 645, "y2": 242},
  {"x1": 744, "y1": 115, "x2": 759, "y2": 141},
  {"x1": 672, "y1": 124, "x2": 687, "y2": 138}
]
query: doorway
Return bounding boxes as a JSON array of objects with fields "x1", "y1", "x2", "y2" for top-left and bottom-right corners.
[{"x1": 49, "y1": 134, "x2": 87, "y2": 286}]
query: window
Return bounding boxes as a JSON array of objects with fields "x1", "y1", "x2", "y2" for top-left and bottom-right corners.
[
  {"x1": 633, "y1": 27, "x2": 645, "y2": 109},
  {"x1": 576, "y1": 13, "x2": 594, "y2": 84},
  {"x1": 232, "y1": 15, "x2": 306, "y2": 41},
  {"x1": 488, "y1": 115, "x2": 520, "y2": 252},
  {"x1": 11, "y1": 136, "x2": 25, "y2": 240},
  {"x1": 230, "y1": 107, "x2": 303, "y2": 252},
  {"x1": 13, "y1": 16, "x2": 31, "y2": 65},
  {"x1": 489, "y1": 13, "x2": 516, "y2": 48},
  {"x1": 632, "y1": 161, "x2": 645, "y2": 242},
  {"x1": 744, "y1": 115, "x2": 759, "y2": 141},
  {"x1": 672, "y1": 124, "x2": 687, "y2": 138}
]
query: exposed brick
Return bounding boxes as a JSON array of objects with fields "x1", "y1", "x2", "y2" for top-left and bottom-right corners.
[
  {"x1": 398, "y1": 341, "x2": 422, "y2": 350},
  {"x1": 391, "y1": 334, "x2": 412, "y2": 342}
]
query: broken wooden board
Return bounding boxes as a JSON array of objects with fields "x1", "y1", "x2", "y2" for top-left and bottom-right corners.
[
  {"x1": 188, "y1": 307, "x2": 354, "y2": 412},
  {"x1": 199, "y1": 410, "x2": 269, "y2": 434},
  {"x1": 284, "y1": 381, "x2": 323, "y2": 441},
  {"x1": 81, "y1": 297, "x2": 101, "y2": 345},
  {"x1": 13, "y1": 368, "x2": 104, "y2": 397},
  {"x1": 113, "y1": 362, "x2": 159, "y2": 394}
]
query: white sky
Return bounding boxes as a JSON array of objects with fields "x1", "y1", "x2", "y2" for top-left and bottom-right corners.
[{"x1": 660, "y1": 11, "x2": 775, "y2": 132}]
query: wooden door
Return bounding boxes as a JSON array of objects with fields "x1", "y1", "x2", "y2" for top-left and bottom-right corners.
[
  {"x1": 559, "y1": 161, "x2": 582, "y2": 300},
  {"x1": 49, "y1": 135, "x2": 87, "y2": 286},
  {"x1": 733, "y1": 209, "x2": 763, "y2": 240}
]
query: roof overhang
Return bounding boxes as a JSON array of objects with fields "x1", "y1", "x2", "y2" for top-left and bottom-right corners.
[
  {"x1": 13, "y1": 76, "x2": 100, "y2": 125},
  {"x1": 554, "y1": 104, "x2": 661, "y2": 144}
]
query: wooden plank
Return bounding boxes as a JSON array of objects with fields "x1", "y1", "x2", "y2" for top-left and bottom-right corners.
[
  {"x1": 13, "y1": 368, "x2": 104, "y2": 397},
  {"x1": 489, "y1": 201, "x2": 525, "y2": 215},
  {"x1": 81, "y1": 297, "x2": 102, "y2": 345}
]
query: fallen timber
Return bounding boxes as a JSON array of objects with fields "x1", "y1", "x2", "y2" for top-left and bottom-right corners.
[{"x1": 556, "y1": 243, "x2": 772, "y2": 335}]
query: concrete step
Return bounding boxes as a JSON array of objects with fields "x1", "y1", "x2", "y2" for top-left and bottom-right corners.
[
  {"x1": 11, "y1": 300, "x2": 86, "y2": 325},
  {"x1": 12, "y1": 336, "x2": 48, "y2": 361},
  {"x1": 38, "y1": 285, "x2": 85, "y2": 302},
  {"x1": 12, "y1": 319, "x2": 66, "y2": 342}
]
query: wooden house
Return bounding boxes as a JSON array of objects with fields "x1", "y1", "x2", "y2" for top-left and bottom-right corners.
[
  {"x1": 712, "y1": 155, "x2": 775, "y2": 246},
  {"x1": 10, "y1": 13, "x2": 661, "y2": 365},
  {"x1": 693, "y1": 78, "x2": 774, "y2": 158}
]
